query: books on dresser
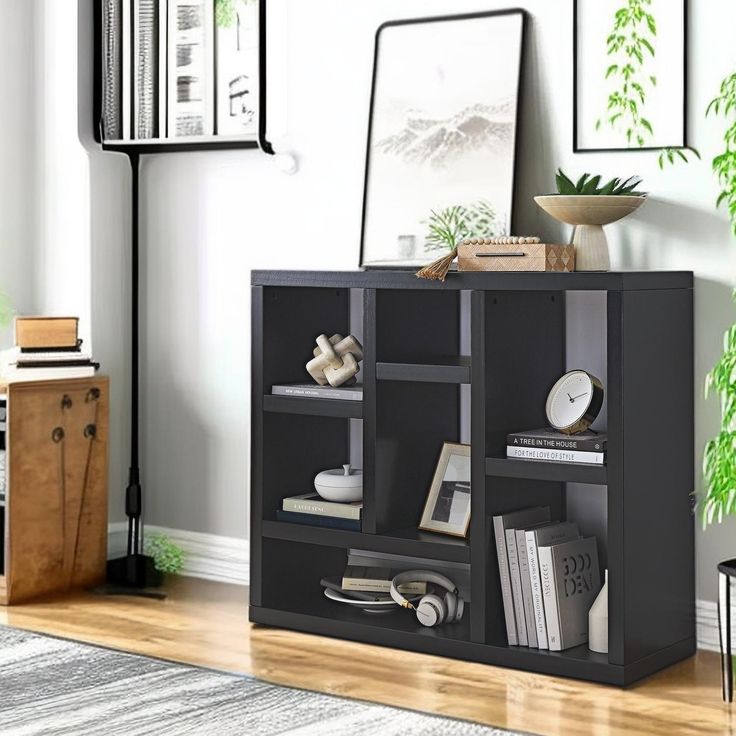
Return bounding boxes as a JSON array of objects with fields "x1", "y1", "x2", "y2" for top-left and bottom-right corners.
[
  {"x1": 272, "y1": 383, "x2": 363, "y2": 401},
  {"x1": 537, "y1": 537, "x2": 601, "y2": 651},
  {"x1": 507, "y1": 428, "x2": 606, "y2": 465},
  {"x1": 342, "y1": 565, "x2": 427, "y2": 595},
  {"x1": 492, "y1": 506, "x2": 551, "y2": 646},
  {"x1": 278, "y1": 492, "x2": 362, "y2": 531},
  {"x1": 525, "y1": 522, "x2": 580, "y2": 649},
  {"x1": 2, "y1": 317, "x2": 100, "y2": 382}
]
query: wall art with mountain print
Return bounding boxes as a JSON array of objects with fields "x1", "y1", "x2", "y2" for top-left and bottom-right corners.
[
  {"x1": 574, "y1": 0, "x2": 687, "y2": 152},
  {"x1": 360, "y1": 11, "x2": 525, "y2": 268}
]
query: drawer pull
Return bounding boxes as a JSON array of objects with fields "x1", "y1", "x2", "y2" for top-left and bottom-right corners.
[{"x1": 475, "y1": 251, "x2": 526, "y2": 258}]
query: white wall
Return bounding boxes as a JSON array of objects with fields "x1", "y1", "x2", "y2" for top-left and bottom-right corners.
[
  {"x1": 5, "y1": 1, "x2": 735, "y2": 603},
  {"x1": 0, "y1": 2, "x2": 37, "y2": 343}
]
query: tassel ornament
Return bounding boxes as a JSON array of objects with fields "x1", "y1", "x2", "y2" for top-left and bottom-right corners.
[{"x1": 415, "y1": 247, "x2": 458, "y2": 282}]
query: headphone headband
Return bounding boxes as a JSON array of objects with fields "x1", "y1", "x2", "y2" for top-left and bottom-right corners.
[{"x1": 389, "y1": 569, "x2": 459, "y2": 610}]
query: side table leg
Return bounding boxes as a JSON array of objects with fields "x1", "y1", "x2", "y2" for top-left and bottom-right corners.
[{"x1": 719, "y1": 571, "x2": 733, "y2": 703}]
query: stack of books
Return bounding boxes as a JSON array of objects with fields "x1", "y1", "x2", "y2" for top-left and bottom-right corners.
[
  {"x1": 493, "y1": 506, "x2": 602, "y2": 651},
  {"x1": 1, "y1": 317, "x2": 100, "y2": 382},
  {"x1": 277, "y1": 492, "x2": 362, "y2": 531},
  {"x1": 506, "y1": 428, "x2": 606, "y2": 465}
]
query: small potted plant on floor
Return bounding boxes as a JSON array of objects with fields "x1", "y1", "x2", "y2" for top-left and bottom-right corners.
[
  {"x1": 534, "y1": 170, "x2": 647, "y2": 271},
  {"x1": 144, "y1": 533, "x2": 185, "y2": 585}
]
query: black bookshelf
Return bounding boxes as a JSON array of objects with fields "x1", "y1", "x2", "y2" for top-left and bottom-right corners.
[{"x1": 250, "y1": 270, "x2": 695, "y2": 686}]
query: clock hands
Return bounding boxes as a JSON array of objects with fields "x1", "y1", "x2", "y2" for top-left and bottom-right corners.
[{"x1": 568, "y1": 392, "x2": 588, "y2": 402}]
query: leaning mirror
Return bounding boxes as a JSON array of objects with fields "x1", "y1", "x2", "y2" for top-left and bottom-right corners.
[{"x1": 360, "y1": 10, "x2": 526, "y2": 269}]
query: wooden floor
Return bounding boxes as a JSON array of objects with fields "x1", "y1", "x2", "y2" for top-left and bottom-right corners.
[{"x1": 0, "y1": 576, "x2": 732, "y2": 736}]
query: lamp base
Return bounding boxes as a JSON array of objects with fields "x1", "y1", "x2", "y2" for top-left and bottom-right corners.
[
  {"x1": 107, "y1": 553, "x2": 162, "y2": 587},
  {"x1": 573, "y1": 225, "x2": 610, "y2": 271}
]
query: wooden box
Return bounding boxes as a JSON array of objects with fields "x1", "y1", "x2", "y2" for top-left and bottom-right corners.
[{"x1": 458, "y1": 242, "x2": 575, "y2": 272}]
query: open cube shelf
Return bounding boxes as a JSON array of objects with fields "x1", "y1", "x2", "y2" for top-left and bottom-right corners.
[{"x1": 251, "y1": 270, "x2": 695, "y2": 686}]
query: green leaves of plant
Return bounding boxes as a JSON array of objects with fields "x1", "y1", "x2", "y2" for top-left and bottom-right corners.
[
  {"x1": 554, "y1": 169, "x2": 645, "y2": 196},
  {"x1": 425, "y1": 201, "x2": 498, "y2": 251},
  {"x1": 706, "y1": 73, "x2": 736, "y2": 237},
  {"x1": 600, "y1": 0, "x2": 658, "y2": 147}
]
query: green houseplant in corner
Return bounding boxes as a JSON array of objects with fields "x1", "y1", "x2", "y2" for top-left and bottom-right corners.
[
  {"x1": 144, "y1": 533, "x2": 185, "y2": 584},
  {"x1": 703, "y1": 69, "x2": 736, "y2": 702}
]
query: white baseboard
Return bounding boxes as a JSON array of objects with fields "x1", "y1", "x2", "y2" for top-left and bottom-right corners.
[
  {"x1": 107, "y1": 524, "x2": 728, "y2": 654},
  {"x1": 108, "y1": 523, "x2": 249, "y2": 586}
]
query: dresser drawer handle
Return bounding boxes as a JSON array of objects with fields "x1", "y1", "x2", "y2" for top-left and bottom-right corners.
[{"x1": 475, "y1": 251, "x2": 526, "y2": 258}]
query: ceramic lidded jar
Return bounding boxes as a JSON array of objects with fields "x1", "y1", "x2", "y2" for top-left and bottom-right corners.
[{"x1": 314, "y1": 464, "x2": 363, "y2": 503}]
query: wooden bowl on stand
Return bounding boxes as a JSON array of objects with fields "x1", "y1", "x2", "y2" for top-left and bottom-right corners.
[{"x1": 534, "y1": 195, "x2": 646, "y2": 271}]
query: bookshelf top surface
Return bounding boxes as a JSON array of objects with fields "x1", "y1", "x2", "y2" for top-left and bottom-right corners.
[{"x1": 251, "y1": 270, "x2": 693, "y2": 292}]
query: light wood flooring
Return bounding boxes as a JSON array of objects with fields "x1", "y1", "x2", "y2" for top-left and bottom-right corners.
[{"x1": 1, "y1": 577, "x2": 733, "y2": 736}]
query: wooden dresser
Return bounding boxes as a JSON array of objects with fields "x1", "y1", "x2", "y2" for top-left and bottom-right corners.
[{"x1": 0, "y1": 377, "x2": 108, "y2": 604}]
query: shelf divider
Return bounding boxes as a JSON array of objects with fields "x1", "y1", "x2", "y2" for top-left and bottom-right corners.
[
  {"x1": 485, "y1": 456, "x2": 607, "y2": 485},
  {"x1": 376, "y1": 357, "x2": 471, "y2": 384},
  {"x1": 263, "y1": 394, "x2": 363, "y2": 419}
]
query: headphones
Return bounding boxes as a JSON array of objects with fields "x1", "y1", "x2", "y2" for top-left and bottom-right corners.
[{"x1": 389, "y1": 570, "x2": 465, "y2": 628}]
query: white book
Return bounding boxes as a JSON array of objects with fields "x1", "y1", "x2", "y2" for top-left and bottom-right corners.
[
  {"x1": 526, "y1": 522, "x2": 580, "y2": 649},
  {"x1": 492, "y1": 507, "x2": 551, "y2": 646},
  {"x1": 537, "y1": 545, "x2": 561, "y2": 650},
  {"x1": 516, "y1": 524, "x2": 549, "y2": 649},
  {"x1": 1, "y1": 365, "x2": 97, "y2": 382},
  {"x1": 272, "y1": 383, "x2": 363, "y2": 402},
  {"x1": 158, "y1": 0, "x2": 169, "y2": 137},
  {"x1": 282, "y1": 492, "x2": 362, "y2": 520},
  {"x1": 507, "y1": 446, "x2": 605, "y2": 465},
  {"x1": 506, "y1": 528, "x2": 528, "y2": 646},
  {"x1": 10, "y1": 348, "x2": 93, "y2": 364},
  {"x1": 122, "y1": 0, "x2": 132, "y2": 139}
]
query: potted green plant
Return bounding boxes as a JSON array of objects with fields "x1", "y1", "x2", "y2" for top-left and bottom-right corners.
[
  {"x1": 144, "y1": 533, "x2": 185, "y2": 585},
  {"x1": 702, "y1": 69, "x2": 736, "y2": 701},
  {"x1": 534, "y1": 170, "x2": 647, "y2": 272}
]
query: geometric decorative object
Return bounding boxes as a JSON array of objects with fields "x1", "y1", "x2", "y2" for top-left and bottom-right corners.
[
  {"x1": 534, "y1": 194, "x2": 646, "y2": 271},
  {"x1": 458, "y1": 240, "x2": 575, "y2": 272},
  {"x1": 314, "y1": 464, "x2": 363, "y2": 503},
  {"x1": 306, "y1": 334, "x2": 364, "y2": 388},
  {"x1": 588, "y1": 569, "x2": 609, "y2": 654},
  {"x1": 360, "y1": 10, "x2": 526, "y2": 268}
]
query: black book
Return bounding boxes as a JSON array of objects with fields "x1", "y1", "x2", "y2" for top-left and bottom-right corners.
[
  {"x1": 507, "y1": 428, "x2": 607, "y2": 453},
  {"x1": 275, "y1": 509, "x2": 361, "y2": 532}
]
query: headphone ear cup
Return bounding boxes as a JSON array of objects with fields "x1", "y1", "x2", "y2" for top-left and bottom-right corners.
[
  {"x1": 415, "y1": 593, "x2": 446, "y2": 627},
  {"x1": 454, "y1": 596, "x2": 465, "y2": 622},
  {"x1": 443, "y1": 591, "x2": 458, "y2": 623}
]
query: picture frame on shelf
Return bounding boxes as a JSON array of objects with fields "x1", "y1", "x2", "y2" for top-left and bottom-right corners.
[
  {"x1": 573, "y1": 0, "x2": 688, "y2": 152},
  {"x1": 359, "y1": 10, "x2": 526, "y2": 269},
  {"x1": 419, "y1": 442, "x2": 471, "y2": 538}
]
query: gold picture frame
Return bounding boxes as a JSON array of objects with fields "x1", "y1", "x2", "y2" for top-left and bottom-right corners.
[{"x1": 419, "y1": 442, "x2": 471, "y2": 538}]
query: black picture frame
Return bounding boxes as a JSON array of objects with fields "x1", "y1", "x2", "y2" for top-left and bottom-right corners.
[
  {"x1": 573, "y1": 0, "x2": 689, "y2": 153},
  {"x1": 359, "y1": 9, "x2": 527, "y2": 270}
]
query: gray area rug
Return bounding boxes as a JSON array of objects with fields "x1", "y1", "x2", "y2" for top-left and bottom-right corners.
[{"x1": 0, "y1": 626, "x2": 523, "y2": 736}]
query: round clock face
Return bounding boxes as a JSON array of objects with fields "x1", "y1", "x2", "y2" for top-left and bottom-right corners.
[{"x1": 546, "y1": 371, "x2": 596, "y2": 431}]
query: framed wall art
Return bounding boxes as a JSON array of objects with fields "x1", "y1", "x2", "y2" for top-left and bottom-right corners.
[
  {"x1": 419, "y1": 443, "x2": 471, "y2": 538},
  {"x1": 574, "y1": 0, "x2": 688, "y2": 152},
  {"x1": 359, "y1": 10, "x2": 526, "y2": 269}
]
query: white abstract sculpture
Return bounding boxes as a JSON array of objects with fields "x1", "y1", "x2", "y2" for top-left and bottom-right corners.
[{"x1": 306, "y1": 334, "x2": 364, "y2": 388}]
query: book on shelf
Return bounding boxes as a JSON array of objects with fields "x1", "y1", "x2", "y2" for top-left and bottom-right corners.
[
  {"x1": 525, "y1": 522, "x2": 580, "y2": 649},
  {"x1": 271, "y1": 383, "x2": 363, "y2": 402},
  {"x1": 319, "y1": 575, "x2": 387, "y2": 602},
  {"x1": 514, "y1": 521, "x2": 558, "y2": 648},
  {"x1": 538, "y1": 536, "x2": 601, "y2": 651},
  {"x1": 14, "y1": 317, "x2": 79, "y2": 350},
  {"x1": 507, "y1": 428, "x2": 607, "y2": 453},
  {"x1": 282, "y1": 493, "x2": 362, "y2": 520},
  {"x1": 133, "y1": 0, "x2": 160, "y2": 139},
  {"x1": 492, "y1": 506, "x2": 551, "y2": 646},
  {"x1": 342, "y1": 565, "x2": 427, "y2": 595},
  {"x1": 506, "y1": 446, "x2": 605, "y2": 465},
  {"x1": 275, "y1": 509, "x2": 361, "y2": 532}
]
